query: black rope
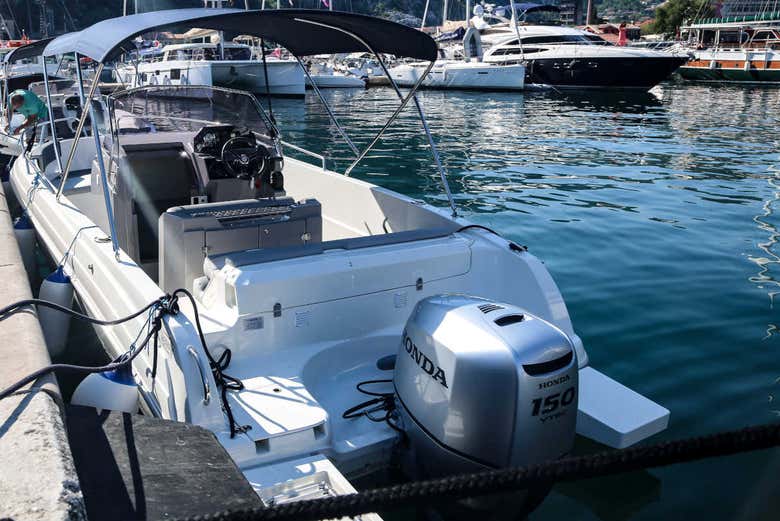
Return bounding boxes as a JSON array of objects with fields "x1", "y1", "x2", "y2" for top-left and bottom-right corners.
[
  {"x1": 177, "y1": 422, "x2": 780, "y2": 521},
  {"x1": 0, "y1": 297, "x2": 160, "y2": 326},
  {"x1": 342, "y1": 378, "x2": 404, "y2": 436},
  {"x1": 173, "y1": 289, "x2": 248, "y2": 438},
  {"x1": 456, "y1": 224, "x2": 528, "y2": 251},
  {"x1": 0, "y1": 296, "x2": 175, "y2": 400},
  {"x1": 0, "y1": 290, "x2": 247, "y2": 438}
]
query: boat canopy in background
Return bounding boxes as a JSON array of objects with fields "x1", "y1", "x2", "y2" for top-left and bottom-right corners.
[
  {"x1": 3, "y1": 37, "x2": 55, "y2": 64},
  {"x1": 43, "y1": 9, "x2": 439, "y2": 63}
]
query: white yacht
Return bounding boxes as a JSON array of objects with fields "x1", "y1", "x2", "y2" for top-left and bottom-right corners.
[
  {"x1": 11, "y1": 9, "x2": 669, "y2": 516},
  {"x1": 115, "y1": 40, "x2": 304, "y2": 96},
  {"x1": 472, "y1": 4, "x2": 687, "y2": 90},
  {"x1": 388, "y1": 5, "x2": 525, "y2": 91}
]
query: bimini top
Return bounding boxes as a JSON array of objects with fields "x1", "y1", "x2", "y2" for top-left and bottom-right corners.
[
  {"x1": 43, "y1": 9, "x2": 438, "y2": 63},
  {"x1": 3, "y1": 37, "x2": 55, "y2": 64}
]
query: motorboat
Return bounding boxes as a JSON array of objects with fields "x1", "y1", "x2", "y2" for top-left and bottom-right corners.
[
  {"x1": 472, "y1": 3, "x2": 688, "y2": 90},
  {"x1": 11, "y1": 9, "x2": 670, "y2": 515},
  {"x1": 677, "y1": 16, "x2": 780, "y2": 83},
  {"x1": 115, "y1": 40, "x2": 304, "y2": 96}
]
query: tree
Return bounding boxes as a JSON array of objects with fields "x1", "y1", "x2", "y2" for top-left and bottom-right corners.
[{"x1": 649, "y1": 0, "x2": 712, "y2": 37}]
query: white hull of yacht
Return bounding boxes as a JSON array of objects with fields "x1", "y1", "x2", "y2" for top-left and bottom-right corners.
[
  {"x1": 305, "y1": 73, "x2": 366, "y2": 88},
  {"x1": 116, "y1": 59, "x2": 305, "y2": 96},
  {"x1": 389, "y1": 60, "x2": 525, "y2": 90}
]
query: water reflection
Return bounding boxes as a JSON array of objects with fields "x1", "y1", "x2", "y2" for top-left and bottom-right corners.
[{"x1": 748, "y1": 166, "x2": 780, "y2": 317}]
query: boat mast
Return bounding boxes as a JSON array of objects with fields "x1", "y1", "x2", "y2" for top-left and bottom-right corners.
[
  {"x1": 507, "y1": 0, "x2": 524, "y2": 59},
  {"x1": 421, "y1": 0, "x2": 430, "y2": 30}
]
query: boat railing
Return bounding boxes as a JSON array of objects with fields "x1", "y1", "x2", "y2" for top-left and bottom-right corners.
[{"x1": 281, "y1": 140, "x2": 326, "y2": 170}]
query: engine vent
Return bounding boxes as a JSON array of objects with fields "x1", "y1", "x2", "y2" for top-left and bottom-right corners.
[
  {"x1": 522, "y1": 351, "x2": 574, "y2": 376},
  {"x1": 478, "y1": 303, "x2": 504, "y2": 314},
  {"x1": 495, "y1": 314, "x2": 525, "y2": 327}
]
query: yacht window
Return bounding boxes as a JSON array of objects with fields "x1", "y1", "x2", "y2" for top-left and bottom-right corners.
[
  {"x1": 225, "y1": 47, "x2": 252, "y2": 60},
  {"x1": 752, "y1": 31, "x2": 777, "y2": 42}
]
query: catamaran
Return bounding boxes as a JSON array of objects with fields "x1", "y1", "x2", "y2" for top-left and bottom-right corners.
[{"x1": 10, "y1": 8, "x2": 669, "y2": 515}]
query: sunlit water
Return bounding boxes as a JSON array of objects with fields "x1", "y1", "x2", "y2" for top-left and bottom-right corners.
[
  {"x1": 266, "y1": 83, "x2": 780, "y2": 520},
  {"x1": 55, "y1": 82, "x2": 780, "y2": 519}
]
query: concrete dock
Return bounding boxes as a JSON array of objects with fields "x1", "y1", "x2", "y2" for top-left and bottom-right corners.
[{"x1": 0, "y1": 181, "x2": 87, "y2": 520}]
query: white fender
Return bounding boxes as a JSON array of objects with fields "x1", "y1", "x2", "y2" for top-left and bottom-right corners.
[
  {"x1": 71, "y1": 365, "x2": 139, "y2": 414},
  {"x1": 38, "y1": 266, "x2": 74, "y2": 358},
  {"x1": 13, "y1": 213, "x2": 36, "y2": 276}
]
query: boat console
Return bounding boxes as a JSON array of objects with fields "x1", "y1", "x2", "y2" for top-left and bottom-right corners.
[
  {"x1": 110, "y1": 122, "x2": 294, "y2": 281},
  {"x1": 159, "y1": 197, "x2": 322, "y2": 293}
]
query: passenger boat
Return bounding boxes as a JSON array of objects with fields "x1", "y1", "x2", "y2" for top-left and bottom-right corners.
[
  {"x1": 473, "y1": 3, "x2": 688, "y2": 90},
  {"x1": 677, "y1": 16, "x2": 780, "y2": 83},
  {"x1": 115, "y1": 40, "x2": 304, "y2": 96},
  {"x1": 11, "y1": 9, "x2": 669, "y2": 514}
]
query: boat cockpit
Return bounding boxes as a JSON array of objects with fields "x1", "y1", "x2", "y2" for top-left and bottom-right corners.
[
  {"x1": 49, "y1": 84, "x2": 454, "y2": 297},
  {"x1": 101, "y1": 86, "x2": 315, "y2": 288}
]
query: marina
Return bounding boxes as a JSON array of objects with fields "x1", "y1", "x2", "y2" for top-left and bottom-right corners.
[{"x1": 0, "y1": 1, "x2": 778, "y2": 521}]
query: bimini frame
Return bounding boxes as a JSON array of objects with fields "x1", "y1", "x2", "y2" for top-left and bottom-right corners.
[{"x1": 43, "y1": 9, "x2": 458, "y2": 261}]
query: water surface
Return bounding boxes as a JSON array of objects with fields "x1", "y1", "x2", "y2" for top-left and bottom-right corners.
[{"x1": 268, "y1": 83, "x2": 780, "y2": 520}]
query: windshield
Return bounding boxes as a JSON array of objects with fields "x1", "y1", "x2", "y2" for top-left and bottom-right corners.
[{"x1": 107, "y1": 85, "x2": 275, "y2": 137}]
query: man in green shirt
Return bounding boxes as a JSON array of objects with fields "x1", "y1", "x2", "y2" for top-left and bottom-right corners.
[{"x1": 6, "y1": 89, "x2": 48, "y2": 135}]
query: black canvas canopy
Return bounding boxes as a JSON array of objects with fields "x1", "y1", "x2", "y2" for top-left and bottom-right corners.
[
  {"x1": 3, "y1": 37, "x2": 55, "y2": 64},
  {"x1": 44, "y1": 9, "x2": 438, "y2": 63}
]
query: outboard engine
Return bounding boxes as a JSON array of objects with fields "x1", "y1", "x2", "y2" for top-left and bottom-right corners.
[{"x1": 394, "y1": 295, "x2": 578, "y2": 482}]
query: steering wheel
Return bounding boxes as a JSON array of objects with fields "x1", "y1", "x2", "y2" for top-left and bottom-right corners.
[{"x1": 220, "y1": 136, "x2": 269, "y2": 179}]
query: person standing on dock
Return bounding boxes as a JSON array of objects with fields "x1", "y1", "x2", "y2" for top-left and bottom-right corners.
[{"x1": 6, "y1": 89, "x2": 48, "y2": 136}]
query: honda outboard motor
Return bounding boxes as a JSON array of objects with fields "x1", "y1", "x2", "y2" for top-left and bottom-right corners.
[{"x1": 394, "y1": 295, "x2": 578, "y2": 481}]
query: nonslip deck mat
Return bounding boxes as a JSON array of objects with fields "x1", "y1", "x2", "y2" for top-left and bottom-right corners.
[{"x1": 66, "y1": 405, "x2": 262, "y2": 520}]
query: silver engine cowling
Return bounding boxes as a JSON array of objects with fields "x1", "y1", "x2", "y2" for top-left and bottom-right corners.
[{"x1": 394, "y1": 295, "x2": 578, "y2": 479}]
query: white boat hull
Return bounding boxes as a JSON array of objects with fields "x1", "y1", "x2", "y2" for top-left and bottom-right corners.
[
  {"x1": 305, "y1": 74, "x2": 366, "y2": 88},
  {"x1": 389, "y1": 61, "x2": 525, "y2": 90},
  {"x1": 117, "y1": 59, "x2": 305, "y2": 96}
]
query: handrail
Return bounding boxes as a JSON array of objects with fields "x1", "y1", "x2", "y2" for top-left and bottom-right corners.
[
  {"x1": 187, "y1": 345, "x2": 211, "y2": 405},
  {"x1": 281, "y1": 140, "x2": 326, "y2": 170}
]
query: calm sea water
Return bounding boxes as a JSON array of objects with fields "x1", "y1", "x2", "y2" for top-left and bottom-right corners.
[{"x1": 266, "y1": 84, "x2": 780, "y2": 520}]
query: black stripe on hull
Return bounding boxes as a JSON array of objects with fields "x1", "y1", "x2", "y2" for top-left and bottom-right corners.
[{"x1": 526, "y1": 56, "x2": 688, "y2": 90}]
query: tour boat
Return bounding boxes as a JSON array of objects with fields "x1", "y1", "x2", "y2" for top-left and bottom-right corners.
[
  {"x1": 677, "y1": 16, "x2": 780, "y2": 83},
  {"x1": 115, "y1": 41, "x2": 304, "y2": 96},
  {"x1": 11, "y1": 9, "x2": 669, "y2": 515}
]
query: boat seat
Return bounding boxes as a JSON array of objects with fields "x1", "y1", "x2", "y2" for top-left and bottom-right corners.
[
  {"x1": 113, "y1": 142, "x2": 199, "y2": 265},
  {"x1": 205, "y1": 227, "x2": 456, "y2": 272},
  {"x1": 159, "y1": 198, "x2": 322, "y2": 294}
]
